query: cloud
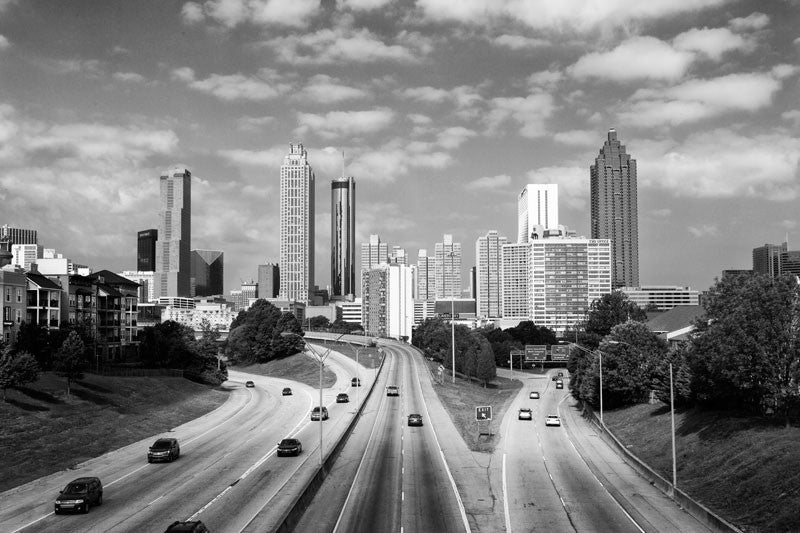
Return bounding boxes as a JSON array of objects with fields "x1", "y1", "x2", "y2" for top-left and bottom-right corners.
[
  {"x1": 218, "y1": 147, "x2": 286, "y2": 169},
  {"x1": 673, "y1": 27, "x2": 754, "y2": 60},
  {"x1": 113, "y1": 71, "x2": 148, "y2": 84},
  {"x1": 486, "y1": 92, "x2": 555, "y2": 138},
  {"x1": 553, "y1": 129, "x2": 596, "y2": 146},
  {"x1": 640, "y1": 129, "x2": 800, "y2": 201},
  {"x1": 437, "y1": 126, "x2": 477, "y2": 149},
  {"x1": 527, "y1": 70, "x2": 564, "y2": 90},
  {"x1": 688, "y1": 224, "x2": 719, "y2": 238},
  {"x1": 265, "y1": 27, "x2": 429, "y2": 65},
  {"x1": 524, "y1": 165, "x2": 588, "y2": 209},
  {"x1": 42, "y1": 58, "x2": 103, "y2": 77},
  {"x1": 569, "y1": 36, "x2": 694, "y2": 82},
  {"x1": 729, "y1": 12, "x2": 770, "y2": 31},
  {"x1": 180, "y1": 0, "x2": 318, "y2": 29},
  {"x1": 172, "y1": 67, "x2": 290, "y2": 101},
  {"x1": 619, "y1": 71, "x2": 785, "y2": 126},
  {"x1": 493, "y1": 34, "x2": 549, "y2": 50},
  {"x1": 341, "y1": 0, "x2": 393, "y2": 9},
  {"x1": 236, "y1": 115, "x2": 276, "y2": 131},
  {"x1": 465, "y1": 174, "x2": 512, "y2": 192},
  {"x1": 295, "y1": 108, "x2": 395, "y2": 140},
  {"x1": 782, "y1": 109, "x2": 800, "y2": 126},
  {"x1": 293, "y1": 75, "x2": 370, "y2": 104},
  {"x1": 0, "y1": 34, "x2": 9, "y2": 50}
]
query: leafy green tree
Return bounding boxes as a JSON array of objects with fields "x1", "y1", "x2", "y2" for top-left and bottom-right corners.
[
  {"x1": 189, "y1": 319, "x2": 227, "y2": 386},
  {"x1": 651, "y1": 343, "x2": 693, "y2": 407},
  {"x1": 307, "y1": 315, "x2": 331, "y2": 330},
  {"x1": 581, "y1": 291, "x2": 647, "y2": 350},
  {"x1": 225, "y1": 300, "x2": 304, "y2": 364},
  {"x1": 0, "y1": 344, "x2": 40, "y2": 400},
  {"x1": 53, "y1": 330, "x2": 87, "y2": 399},
  {"x1": 330, "y1": 319, "x2": 363, "y2": 334},
  {"x1": 508, "y1": 320, "x2": 558, "y2": 346},
  {"x1": 15, "y1": 322, "x2": 55, "y2": 370},
  {"x1": 139, "y1": 320, "x2": 197, "y2": 368},
  {"x1": 474, "y1": 333, "x2": 497, "y2": 386}
]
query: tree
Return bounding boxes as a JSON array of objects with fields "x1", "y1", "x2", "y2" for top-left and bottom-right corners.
[
  {"x1": 0, "y1": 344, "x2": 40, "y2": 400},
  {"x1": 474, "y1": 333, "x2": 497, "y2": 386},
  {"x1": 53, "y1": 330, "x2": 87, "y2": 399},
  {"x1": 581, "y1": 291, "x2": 647, "y2": 350},
  {"x1": 139, "y1": 320, "x2": 197, "y2": 369},
  {"x1": 507, "y1": 321, "x2": 558, "y2": 346},
  {"x1": 189, "y1": 319, "x2": 228, "y2": 386},
  {"x1": 225, "y1": 300, "x2": 304, "y2": 364},
  {"x1": 15, "y1": 322, "x2": 56, "y2": 370},
  {"x1": 307, "y1": 315, "x2": 331, "y2": 330}
]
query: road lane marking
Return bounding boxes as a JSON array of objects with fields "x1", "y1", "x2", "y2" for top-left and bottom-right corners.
[
  {"x1": 148, "y1": 495, "x2": 165, "y2": 506},
  {"x1": 503, "y1": 453, "x2": 511, "y2": 533},
  {"x1": 108, "y1": 464, "x2": 149, "y2": 486},
  {"x1": 10, "y1": 512, "x2": 54, "y2": 533}
]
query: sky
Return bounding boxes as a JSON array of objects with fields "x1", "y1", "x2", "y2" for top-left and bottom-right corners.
[{"x1": 0, "y1": 0, "x2": 799, "y2": 296}]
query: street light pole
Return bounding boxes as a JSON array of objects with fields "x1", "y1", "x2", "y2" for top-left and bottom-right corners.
[
  {"x1": 449, "y1": 251, "x2": 456, "y2": 384},
  {"x1": 670, "y1": 362, "x2": 677, "y2": 491},
  {"x1": 598, "y1": 350, "x2": 603, "y2": 424}
]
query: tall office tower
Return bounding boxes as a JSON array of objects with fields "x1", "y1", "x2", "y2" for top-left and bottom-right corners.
[
  {"x1": 476, "y1": 230, "x2": 507, "y2": 318},
  {"x1": 591, "y1": 128, "x2": 639, "y2": 288},
  {"x1": 752, "y1": 242, "x2": 787, "y2": 277},
  {"x1": 190, "y1": 249, "x2": 224, "y2": 297},
  {"x1": 11, "y1": 243, "x2": 42, "y2": 270},
  {"x1": 435, "y1": 234, "x2": 462, "y2": 299},
  {"x1": 155, "y1": 167, "x2": 191, "y2": 297},
  {"x1": 137, "y1": 229, "x2": 158, "y2": 272},
  {"x1": 361, "y1": 263, "x2": 414, "y2": 340},
  {"x1": 500, "y1": 242, "x2": 531, "y2": 320},
  {"x1": 331, "y1": 176, "x2": 356, "y2": 300},
  {"x1": 416, "y1": 249, "x2": 435, "y2": 301},
  {"x1": 518, "y1": 184, "x2": 558, "y2": 242},
  {"x1": 257, "y1": 263, "x2": 280, "y2": 298},
  {"x1": 279, "y1": 142, "x2": 315, "y2": 302},
  {"x1": 361, "y1": 234, "x2": 388, "y2": 271},
  {"x1": 389, "y1": 246, "x2": 408, "y2": 265},
  {"x1": 0, "y1": 225, "x2": 37, "y2": 245}
]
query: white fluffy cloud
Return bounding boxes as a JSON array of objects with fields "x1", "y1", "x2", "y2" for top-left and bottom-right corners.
[
  {"x1": 0, "y1": 34, "x2": 9, "y2": 50},
  {"x1": 465, "y1": 174, "x2": 512, "y2": 192},
  {"x1": 493, "y1": 34, "x2": 549, "y2": 50},
  {"x1": 172, "y1": 67, "x2": 290, "y2": 101},
  {"x1": 525, "y1": 165, "x2": 588, "y2": 210},
  {"x1": 181, "y1": 0, "x2": 318, "y2": 28},
  {"x1": 294, "y1": 75, "x2": 370, "y2": 104},
  {"x1": 295, "y1": 108, "x2": 395, "y2": 140},
  {"x1": 487, "y1": 92, "x2": 555, "y2": 138},
  {"x1": 553, "y1": 129, "x2": 596, "y2": 146},
  {"x1": 569, "y1": 36, "x2": 694, "y2": 82},
  {"x1": 729, "y1": 12, "x2": 770, "y2": 31},
  {"x1": 673, "y1": 27, "x2": 754, "y2": 60}
]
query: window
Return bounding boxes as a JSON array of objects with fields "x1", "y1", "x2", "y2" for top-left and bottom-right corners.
[
  {"x1": 4, "y1": 288, "x2": 9, "y2": 302},
  {"x1": 16, "y1": 288, "x2": 22, "y2": 302}
]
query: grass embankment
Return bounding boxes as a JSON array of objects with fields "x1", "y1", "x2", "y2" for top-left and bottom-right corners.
[
  {"x1": 0, "y1": 373, "x2": 228, "y2": 493},
  {"x1": 234, "y1": 351, "x2": 338, "y2": 388},
  {"x1": 604, "y1": 404, "x2": 800, "y2": 533},
  {"x1": 425, "y1": 361, "x2": 522, "y2": 452}
]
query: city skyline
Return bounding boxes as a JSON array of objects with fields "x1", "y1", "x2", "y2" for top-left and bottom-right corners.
[{"x1": 0, "y1": 1, "x2": 798, "y2": 294}]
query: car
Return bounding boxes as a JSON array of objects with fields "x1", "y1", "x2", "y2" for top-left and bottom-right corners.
[
  {"x1": 518, "y1": 408, "x2": 532, "y2": 420},
  {"x1": 529, "y1": 391, "x2": 540, "y2": 399},
  {"x1": 245, "y1": 380, "x2": 255, "y2": 388},
  {"x1": 276, "y1": 438, "x2": 303, "y2": 457},
  {"x1": 545, "y1": 415, "x2": 561, "y2": 427},
  {"x1": 282, "y1": 387, "x2": 292, "y2": 396},
  {"x1": 407, "y1": 413, "x2": 423, "y2": 426},
  {"x1": 148, "y1": 437, "x2": 180, "y2": 463},
  {"x1": 336, "y1": 392, "x2": 350, "y2": 403},
  {"x1": 351, "y1": 377, "x2": 361, "y2": 387},
  {"x1": 551, "y1": 375, "x2": 559, "y2": 381},
  {"x1": 164, "y1": 521, "x2": 210, "y2": 532},
  {"x1": 311, "y1": 406, "x2": 329, "y2": 421},
  {"x1": 556, "y1": 380, "x2": 564, "y2": 389},
  {"x1": 386, "y1": 385, "x2": 399, "y2": 396},
  {"x1": 54, "y1": 477, "x2": 103, "y2": 514},
  {"x1": 558, "y1": 371, "x2": 564, "y2": 378}
]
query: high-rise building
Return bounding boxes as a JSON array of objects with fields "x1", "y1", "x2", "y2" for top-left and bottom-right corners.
[
  {"x1": 752, "y1": 242, "x2": 787, "y2": 277},
  {"x1": 435, "y1": 234, "x2": 461, "y2": 299},
  {"x1": 389, "y1": 246, "x2": 408, "y2": 265},
  {"x1": 190, "y1": 249, "x2": 224, "y2": 297},
  {"x1": 331, "y1": 177, "x2": 356, "y2": 300},
  {"x1": 279, "y1": 143, "x2": 315, "y2": 303},
  {"x1": 154, "y1": 167, "x2": 191, "y2": 297},
  {"x1": 591, "y1": 128, "x2": 639, "y2": 288},
  {"x1": 361, "y1": 234, "x2": 388, "y2": 272},
  {"x1": 137, "y1": 229, "x2": 158, "y2": 272},
  {"x1": 476, "y1": 230, "x2": 507, "y2": 318},
  {"x1": 416, "y1": 249, "x2": 435, "y2": 301},
  {"x1": 621, "y1": 285, "x2": 700, "y2": 311},
  {"x1": 518, "y1": 184, "x2": 558, "y2": 242},
  {"x1": 361, "y1": 263, "x2": 414, "y2": 340},
  {"x1": 257, "y1": 263, "x2": 279, "y2": 299},
  {"x1": 11, "y1": 243, "x2": 42, "y2": 270},
  {"x1": 0, "y1": 225, "x2": 37, "y2": 245},
  {"x1": 500, "y1": 242, "x2": 531, "y2": 320}
]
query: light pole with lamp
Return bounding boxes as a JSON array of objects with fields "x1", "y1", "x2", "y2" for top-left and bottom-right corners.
[
  {"x1": 447, "y1": 250, "x2": 457, "y2": 383},
  {"x1": 341, "y1": 338, "x2": 362, "y2": 411}
]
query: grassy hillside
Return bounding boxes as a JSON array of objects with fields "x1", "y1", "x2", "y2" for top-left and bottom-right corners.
[
  {"x1": 604, "y1": 403, "x2": 800, "y2": 533},
  {"x1": 0, "y1": 372, "x2": 228, "y2": 493}
]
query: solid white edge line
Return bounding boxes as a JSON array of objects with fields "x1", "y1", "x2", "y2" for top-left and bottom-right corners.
[
  {"x1": 557, "y1": 395, "x2": 645, "y2": 533},
  {"x1": 503, "y1": 453, "x2": 512, "y2": 533},
  {"x1": 410, "y1": 350, "x2": 472, "y2": 533},
  {"x1": 9, "y1": 512, "x2": 53, "y2": 533}
]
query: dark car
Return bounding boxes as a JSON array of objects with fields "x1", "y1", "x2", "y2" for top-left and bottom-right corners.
[
  {"x1": 351, "y1": 377, "x2": 361, "y2": 387},
  {"x1": 245, "y1": 380, "x2": 255, "y2": 388},
  {"x1": 165, "y1": 521, "x2": 210, "y2": 532},
  {"x1": 551, "y1": 375, "x2": 558, "y2": 381},
  {"x1": 282, "y1": 387, "x2": 292, "y2": 396},
  {"x1": 277, "y1": 438, "x2": 303, "y2": 457},
  {"x1": 311, "y1": 406, "x2": 329, "y2": 421},
  {"x1": 336, "y1": 393, "x2": 350, "y2": 403},
  {"x1": 54, "y1": 477, "x2": 103, "y2": 514},
  {"x1": 407, "y1": 413, "x2": 423, "y2": 426},
  {"x1": 148, "y1": 438, "x2": 180, "y2": 463}
]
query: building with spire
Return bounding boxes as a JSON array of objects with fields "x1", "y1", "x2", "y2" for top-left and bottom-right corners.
[
  {"x1": 331, "y1": 176, "x2": 355, "y2": 300},
  {"x1": 154, "y1": 167, "x2": 191, "y2": 297},
  {"x1": 279, "y1": 143, "x2": 315, "y2": 303},
  {"x1": 590, "y1": 128, "x2": 639, "y2": 288}
]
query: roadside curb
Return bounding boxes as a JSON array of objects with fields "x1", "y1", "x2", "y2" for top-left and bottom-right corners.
[{"x1": 578, "y1": 401, "x2": 743, "y2": 533}]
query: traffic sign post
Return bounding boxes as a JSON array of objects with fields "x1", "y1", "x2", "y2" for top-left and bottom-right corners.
[{"x1": 476, "y1": 405, "x2": 493, "y2": 436}]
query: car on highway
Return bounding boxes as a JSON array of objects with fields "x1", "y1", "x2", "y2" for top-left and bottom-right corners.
[
  {"x1": 148, "y1": 438, "x2": 180, "y2": 463},
  {"x1": 556, "y1": 380, "x2": 564, "y2": 389},
  {"x1": 529, "y1": 391, "x2": 540, "y2": 399},
  {"x1": 336, "y1": 392, "x2": 350, "y2": 403},
  {"x1": 54, "y1": 476, "x2": 103, "y2": 514},
  {"x1": 351, "y1": 377, "x2": 361, "y2": 387},
  {"x1": 545, "y1": 415, "x2": 561, "y2": 427},
  {"x1": 551, "y1": 375, "x2": 559, "y2": 381},
  {"x1": 558, "y1": 371, "x2": 564, "y2": 378},
  {"x1": 282, "y1": 387, "x2": 293, "y2": 396},
  {"x1": 386, "y1": 385, "x2": 399, "y2": 396},
  {"x1": 311, "y1": 406, "x2": 329, "y2": 421},
  {"x1": 277, "y1": 438, "x2": 303, "y2": 457},
  {"x1": 165, "y1": 520, "x2": 210, "y2": 532},
  {"x1": 407, "y1": 413, "x2": 423, "y2": 426},
  {"x1": 245, "y1": 380, "x2": 255, "y2": 388},
  {"x1": 518, "y1": 408, "x2": 532, "y2": 420}
]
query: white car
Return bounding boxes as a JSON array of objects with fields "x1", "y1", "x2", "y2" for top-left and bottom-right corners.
[
  {"x1": 518, "y1": 408, "x2": 532, "y2": 420},
  {"x1": 545, "y1": 415, "x2": 561, "y2": 427},
  {"x1": 529, "y1": 391, "x2": 540, "y2": 399}
]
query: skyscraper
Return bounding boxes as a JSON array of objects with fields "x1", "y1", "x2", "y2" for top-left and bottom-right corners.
[
  {"x1": 155, "y1": 167, "x2": 191, "y2": 297},
  {"x1": 476, "y1": 230, "x2": 507, "y2": 318},
  {"x1": 0, "y1": 225, "x2": 37, "y2": 245},
  {"x1": 518, "y1": 184, "x2": 558, "y2": 242},
  {"x1": 331, "y1": 176, "x2": 356, "y2": 300},
  {"x1": 137, "y1": 229, "x2": 157, "y2": 272},
  {"x1": 257, "y1": 263, "x2": 279, "y2": 298},
  {"x1": 190, "y1": 249, "x2": 224, "y2": 297},
  {"x1": 389, "y1": 246, "x2": 408, "y2": 265},
  {"x1": 435, "y1": 234, "x2": 461, "y2": 299},
  {"x1": 591, "y1": 128, "x2": 639, "y2": 288},
  {"x1": 752, "y1": 242, "x2": 786, "y2": 277},
  {"x1": 279, "y1": 143, "x2": 315, "y2": 303},
  {"x1": 416, "y1": 249, "x2": 435, "y2": 301},
  {"x1": 361, "y1": 234, "x2": 388, "y2": 272}
]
